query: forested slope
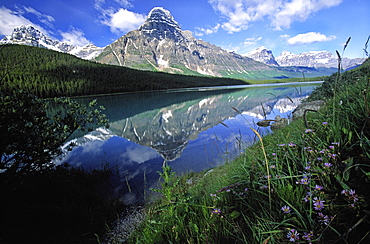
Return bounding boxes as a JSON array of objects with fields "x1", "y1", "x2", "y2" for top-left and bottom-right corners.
[{"x1": 0, "y1": 44, "x2": 247, "y2": 98}]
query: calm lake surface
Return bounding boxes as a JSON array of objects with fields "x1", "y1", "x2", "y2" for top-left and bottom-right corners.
[{"x1": 58, "y1": 82, "x2": 322, "y2": 204}]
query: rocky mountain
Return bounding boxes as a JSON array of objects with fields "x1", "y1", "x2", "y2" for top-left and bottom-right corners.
[
  {"x1": 276, "y1": 50, "x2": 365, "y2": 70},
  {"x1": 245, "y1": 46, "x2": 279, "y2": 66},
  {"x1": 0, "y1": 25, "x2": 103, "y2": 60},
  {"x1": 95, "y1": 7, "x2": 275, "y2": 78},
  {"x1": 246, "y1": 46, "x2": 365, "y2": 70}
]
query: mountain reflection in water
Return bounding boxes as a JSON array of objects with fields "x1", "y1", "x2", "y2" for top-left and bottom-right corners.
[{"x1": 59, "y1": 82, "x2": 321, "y2": 204}]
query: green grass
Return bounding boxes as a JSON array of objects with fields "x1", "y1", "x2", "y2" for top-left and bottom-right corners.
[{"x1": 125, "y1": 58, "x2": 370, "y2": 243}]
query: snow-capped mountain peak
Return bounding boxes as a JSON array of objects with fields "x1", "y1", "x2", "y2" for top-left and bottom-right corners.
[
  {"x1": 245, "y1": 46, "x2": 365, "y2": 70},
  {"x1": 138, "y1": 7, "x2": 184, "y2": 42},
  {"x1": 0, "y1": 25, "x2": 103, "y2": 60},
  {"x1": 275, "y1": 50, "x2": 364, "y2": 69},
  {"x1": 244, "y1": 46, "x2": 279, "y2": 66}
]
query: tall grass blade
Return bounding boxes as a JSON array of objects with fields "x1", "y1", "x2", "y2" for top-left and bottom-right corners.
[
  {"x1": 343, "y1": 37, "x2": 351, "y2": 53},
  {"x1": 260, "y1": 103, "x2": 266, "y2": 119},
  {"x1": 250, "y1": 127, "x2": 271, "y2": 210},
  {"x1": 364, "y1": 35, "x2": 370, "y2": 57}
]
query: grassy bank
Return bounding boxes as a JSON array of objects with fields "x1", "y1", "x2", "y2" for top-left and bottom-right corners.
[{"x1": 125, "y1": 59, "x2": 370, "y2": 243}]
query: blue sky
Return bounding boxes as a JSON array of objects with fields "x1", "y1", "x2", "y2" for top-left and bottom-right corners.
[{"x1": 1, "y1": 0, "x2": 369, "y2": 58}]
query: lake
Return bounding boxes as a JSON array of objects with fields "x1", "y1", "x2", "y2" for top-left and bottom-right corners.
[{"x1": 57, "y1": 81, "x2": 322, "y2": 204}]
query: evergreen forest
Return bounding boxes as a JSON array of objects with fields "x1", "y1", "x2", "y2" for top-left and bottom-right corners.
[{"x1": 0, "y1": 44, "x2": 247, "y2": 98}]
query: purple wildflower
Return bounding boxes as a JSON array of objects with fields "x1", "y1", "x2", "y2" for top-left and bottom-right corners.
[
  {"x1": 302, "y1": 231, "x2": 314, "y2": 241},
  {"x1": 212, "y1": 208, "x2": 221, "y2": 214},
  {"x1": 329, "y1": 153, "x2": 338, "y2": 159},
  {"x1": 322, "y1": 122, "x2": 328, "y2": 125},
  {"x1": 289, "y1": 142, "x2": 296, "y2": 147},
  {"x1": 303, "y1": 192, "x2": 312, "y2": 202},
  {"x1": 296, "y1": 174, "x2": 310, "y2": 185},
  {"x1": 305, "y1": 129, "x2": 314, "y2": 133},
  {"x1": 314, "y1": 185, "x2": 323, "y2": 191},
  {"x1": 324, "y1": 163, "x2": 333, "y2": 168},
  {"x1": 287, "y1": 229, "x2": 300, "y2": 242},
  {"x1": 281, "y1": 205, "x2": 291, "y2": 214},
  {"x1": 210, "y1": 193, "x2": 217, "y2": 197},
  {"x1": 313, "y1": 197, "x2": 325, "y2": 211},
  {"x1": 317, "y1": 212, "x2": 331, "y2": 225},
  {"x1": 342, "y1": 189, "x2": 359, "y2": 203},
  {"x1": 278, "y1": 143, "x2": 286, "y2": 147}
]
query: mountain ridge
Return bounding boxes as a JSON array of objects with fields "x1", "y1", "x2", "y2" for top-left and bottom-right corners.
[
  {"x1": 245, "y1": 46, "x2": 365, "y2": 70},
  {"x1": 0, "y1": 25, "x2": 103, "y2": 60}
]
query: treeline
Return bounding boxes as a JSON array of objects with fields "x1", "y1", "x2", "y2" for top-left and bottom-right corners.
[{"x1": 0, "y1": 44, "x2": 247, "y2": 98}]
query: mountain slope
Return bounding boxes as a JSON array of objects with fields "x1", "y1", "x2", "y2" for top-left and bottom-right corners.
[
  {"x1": 0, "y1": 25, "x2": 103, "y2": 60},
  {"x1": 95, "y1": 7, "x2": 284, "y2": 79}
]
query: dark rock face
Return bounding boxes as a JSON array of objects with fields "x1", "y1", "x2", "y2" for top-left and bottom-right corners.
[{"x1": 138, "y1": 7, "x2": 184, "y2": 42}]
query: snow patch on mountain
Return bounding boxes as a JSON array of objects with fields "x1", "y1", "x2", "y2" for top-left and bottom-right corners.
[
  {"x1": 0, "y1": 25, "x2": 104, "y2": 60},
  {"x1": 245, "y1": 46, "x2": 365, "y2": 70},
  {"x1": 245, "y1": 46, "x2": 279, "y2": 66},
  {"x1": 275, "y1": 50, "x2": 365, "y2": 70}
]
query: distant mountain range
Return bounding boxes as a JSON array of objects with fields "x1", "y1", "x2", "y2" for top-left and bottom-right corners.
[
  {"x1": 1, "y1": 7, "x2": 365, "y2": 79},
  {"x1": 245, "y1": 46, "x2": 365, "y2": 70}
]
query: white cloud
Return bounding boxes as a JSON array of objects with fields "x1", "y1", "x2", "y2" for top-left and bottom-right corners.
[
  {"x1": 279, "y1": 34, "x2": 291, "y2": 40},
  {"x1": 208, "y1": 0, "x2": 344, "y2": 33},
  {"x1": 286, "y1": 32, "x2": 336, "y2": 45},
  {"x1": 272, "y1": 0, "x2": 343, "y2": 30},
  {"x1": 94, "y1": 0, "x2": 142, "y2": 34},
  {"x1": 60, "y1": 27, "x2": 91, "y2": 46},
  {"x1": 120, "y1": 144, "x2": 159, "y2": 164},
  {"x1": 100, "y1": 8, "x2": 146, "y2": 34},
  {"x1": 0, "y1": 6, "x2": 44, "y2": 35},
  {"x1": 194, "y1": 23, "x2": 220, "y2": 36},
  {"x1": 243, "y1": 36, "x2": 263, "y2": 46},
  {"x1": 22, "y1": 6, "x2": 55, "y2": 28}
]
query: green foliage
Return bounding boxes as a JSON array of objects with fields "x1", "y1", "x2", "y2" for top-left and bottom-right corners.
[
  {"x1": 0, "y1": 90, "x2": 108, "y2": 179},
  {"x1": 0, "y1": 44, "x2": 247, "y2": 98}
]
